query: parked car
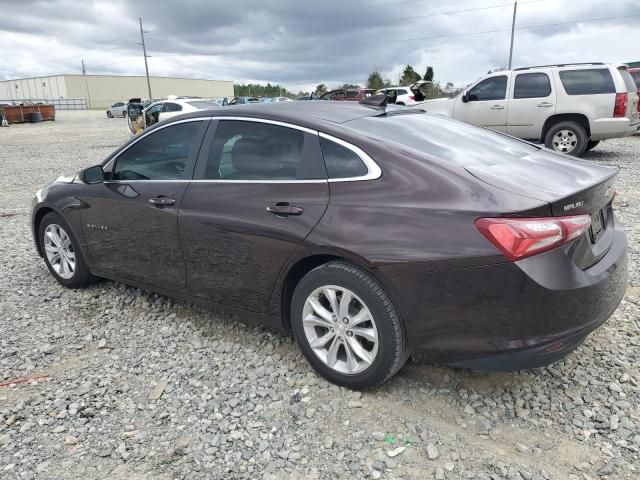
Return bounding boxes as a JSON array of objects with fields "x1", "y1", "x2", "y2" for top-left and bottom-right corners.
[
  {"x1": 210, "y1": 98, "x2": 229, "y2": 107},
  {"x1": 423, "y1": 63, "x2": 640, "y2": 156},
  {"x1": 319, "y1": 89, "x2": 377, "y2": 102},
  {"x1": 298, "y1": 93, "x2": 319, "y2": 101},
  {"x1": 629, "y1": 67, "x2": 640, "y2": 89},
  {"x1": 126, "y1": 98, "x2": 219, "y2": 134},
  {"x1": 376, "y1": 81, "x2": 429, "y2": 105},
  {"x1": 228, "y1": 96, "x2": 260, "y2": 105},
  {"x1": 31, "y1": 101, "x2": 626, "y2": 389},
  {"x1": 106, "y1": 101, "x2": 128, "y2": 118},
  {"x1": 273, "y1": 96, "x2": 293, "y2": 102}
]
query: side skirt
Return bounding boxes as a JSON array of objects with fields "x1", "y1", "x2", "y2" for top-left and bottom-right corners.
[{"x1": 90, "y1": 270, "x2": 287, "y2": 333}]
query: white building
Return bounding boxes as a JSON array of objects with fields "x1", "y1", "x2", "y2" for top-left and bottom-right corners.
[{"x1": 0, "y1": 74, "x2": 234, "y2": 109}]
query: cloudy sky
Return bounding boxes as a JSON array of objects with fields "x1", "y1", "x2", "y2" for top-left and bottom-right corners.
[{"x1": 1, "y1": 0, "x2": 638, "y2": 92}]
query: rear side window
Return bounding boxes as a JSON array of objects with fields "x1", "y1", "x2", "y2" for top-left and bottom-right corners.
[
  {"x1": 559, "y1": 69, "x2": 615, "y2": 95},
  {"x1": 320, "y1": 137, "x2": 368, "y2": 179},
  {"x1": 203, "y1": 121, "x2": 324, "y2": 181},
  {"x1": 346, "y1": 91, "x2": 359, "y2": 99},
  {"x1": 618, "y1": 68, "x2": 638, "y2": 92},
  {"x1": 397, "y1": 89, "x2": 408, "y2": 95},
  {"x1": 162, "y1": 102, "x2": 183, "y2": 112},
  {"x1": 513, "y1": 73, "x2": 551, "y2": 99}
]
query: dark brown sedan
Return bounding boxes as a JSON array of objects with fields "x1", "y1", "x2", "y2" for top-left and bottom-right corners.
[{"x1": 31, "y1": 102, "x2": 627, "y2": 388}]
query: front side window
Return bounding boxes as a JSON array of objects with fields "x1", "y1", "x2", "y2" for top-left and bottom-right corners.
[
  {"x1": 112, "y1": 121, "x2": 203, "y2": 181},
  {"x1": 513, "y1": 73, "x2": 551, "y2": 99},
  {"x1": 468, "y1": 76, "x2": 508, "y2": 101},
  {"x1": 559, "y1": 69, "x2": 615, "y2": 95},
  {"x1": 203, "y1": 120, "x2": 321, "y2": 180},
  {"x1": 320, "y1": 137, "x2": 368, "y2": 179}
]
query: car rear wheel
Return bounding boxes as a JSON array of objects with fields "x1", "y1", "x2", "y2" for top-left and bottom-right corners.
[
  {"x1": 106, "y1": 111, "x2": 113, "y2": 118},
  {"x1": 291, "y1": 261, "x2": 408, "y2": 389},
  {"x1": 39, "y1": 212, "x2": 97, "y2": 288},
  {"x1": 544, "y1": 121, "x2": 587, "y2": 156}
]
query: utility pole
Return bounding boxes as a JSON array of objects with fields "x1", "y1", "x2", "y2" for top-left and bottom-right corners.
[
  {"x1": 139, "y1": 17, "x2": 152, "y2": 100},
  {"x1": 508, "y1": 1, "x2": 518, "y2": 70},
  {"x1": 81, "y1": 59, "x2": 92, "y2": 109}
]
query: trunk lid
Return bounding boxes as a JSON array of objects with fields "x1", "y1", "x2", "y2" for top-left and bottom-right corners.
[{"x1": 465, "y1": 148, "x2": 618, "y2": 268}]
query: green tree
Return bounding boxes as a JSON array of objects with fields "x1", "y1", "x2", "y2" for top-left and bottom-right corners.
[
  {"x1": 366, "y1": 69, "x2": 385, "y2": 90},
  {"x1": 341, "y1": 83, "x2": 361, "y2": 89},
  {"x1": 315, "y1": 83, "x2": 327, "y2": 95},
  {"x1": 424, "y1": 66, "x2": 434, "y2": 82},
  {"x1": 399, "y1": 65, "x2": 421, "y2": 86}
]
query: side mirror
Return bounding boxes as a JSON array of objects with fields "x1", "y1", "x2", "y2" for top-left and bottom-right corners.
[
  {"x1": 80, "y1": 165, "x2": 104, "y2": 184},
  {"x1": 461, "y1": 91, "x2": 469, "y2": 103}
]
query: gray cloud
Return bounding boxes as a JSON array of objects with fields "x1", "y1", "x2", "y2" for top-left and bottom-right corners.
[{"x1": 1, "y1": 0, "x2": 638, "y2": 92}]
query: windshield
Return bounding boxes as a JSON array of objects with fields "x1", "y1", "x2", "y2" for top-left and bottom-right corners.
[
  {"x1": 346, "y1": 113, "x2": 539, "y2": 167},
  {"x1": 186, "y1": 100, "x2": 218, "y2": 109}
]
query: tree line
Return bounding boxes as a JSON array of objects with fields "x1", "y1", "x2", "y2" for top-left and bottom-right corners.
[{"x1": 234, "y1": 64, "x2": 459, "y2": 100}]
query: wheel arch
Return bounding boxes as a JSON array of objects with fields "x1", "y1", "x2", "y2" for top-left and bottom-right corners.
[
  {"x1": 277, "y1": 251, "x2": 385, "y2": 332},
  {"x1": 32, "y1": 206, "x2": 57, "y2": 257},
  {"x1": 541, "y1": 113, "x2": 591, "y2": 141}
]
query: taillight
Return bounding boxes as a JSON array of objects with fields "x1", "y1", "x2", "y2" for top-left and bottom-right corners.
[
  {"x1": 637, "y1": 91, "x2": 640, "y2": 113},
  {"x1": 613, "y1": 93, "x2": 628, "y2": 117},
  {"x1": 475, "y1": 215, "x2": 591, "y2": 261},
  {"x1": 408, "y1": 95, "x2": 415, "y2": 101}
]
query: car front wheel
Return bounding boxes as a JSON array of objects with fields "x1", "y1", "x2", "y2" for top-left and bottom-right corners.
[
  {"x1": 291, "y1": 261, "x2": 408, "y2": 389},
  {"x1": 39, "y1": 212, "x2": 97, "y2": 288}
]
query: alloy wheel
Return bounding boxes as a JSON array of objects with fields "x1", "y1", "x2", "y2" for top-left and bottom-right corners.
[
  {"x1": 552, "y1": 129, "x2": 577, "y2": 153},
  {"x1": 43, "y1": 224, "x2": 76, "y2": 280},
  {"x1": 302, "y1": 285, "x2": 379, "y2": 375}
]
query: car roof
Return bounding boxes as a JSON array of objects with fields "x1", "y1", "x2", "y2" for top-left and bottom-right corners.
[{"x1": 168, "y1": 101, "x2": 392, "y2": 126}]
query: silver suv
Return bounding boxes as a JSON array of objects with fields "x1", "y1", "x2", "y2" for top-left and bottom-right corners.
[{"x1": 423, "y1": 63, "x2": 640, "y2": 156}]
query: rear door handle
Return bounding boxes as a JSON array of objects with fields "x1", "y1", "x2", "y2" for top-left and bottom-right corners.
[
  {"x1": 537, "y1": 102, "x2": 554, "y2": 107},
  {"x1": 490, "y1": 105, "x2": 505, "y2": 110},
  {"x1": 149, "y1": 197, "x2": 176, "y2": 206},
  {"x1": 266, "y1": 202, "x2": 303, "y2": 217}
]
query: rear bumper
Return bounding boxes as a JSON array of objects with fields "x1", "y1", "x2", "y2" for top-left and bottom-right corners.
[
  {"x1": 384, "y1": 218, "x2": 628, "y2": 370},
  {"x1": 590, "y1": 117, "x2": 640, "y2": 140}
]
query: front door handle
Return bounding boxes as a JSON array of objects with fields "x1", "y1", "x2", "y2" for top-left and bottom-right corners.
[
  {"x1": 149, "y1": 197, "x2": 176, "y2": 206},
  {"x1": 490, "y1": 105, "x2": 505, "y2": 110},
  {"x1": 266, "y1": 202, "x2": 303, "y2": 217},
  {"x1": 537, "y1": 102, "x2": 554, "y2": 107}
]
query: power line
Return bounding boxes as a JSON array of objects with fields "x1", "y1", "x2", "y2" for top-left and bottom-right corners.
[{"x1": 151, "y1": 13, "x2": 640, "y2": 59}]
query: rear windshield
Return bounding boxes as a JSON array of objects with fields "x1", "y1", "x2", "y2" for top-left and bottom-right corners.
[
  {"x1": 559, "y1": 69, "x2": 615, "y2": 95},
  {"x1": 186, "y1": 100, "x2": 217, "y2": 108},
  {"x1": 618, "y1": 68, "x2": 638, "y2": 92},
  {"x1": 346, "y1": 113, "x2": 538, "y2": 167}
]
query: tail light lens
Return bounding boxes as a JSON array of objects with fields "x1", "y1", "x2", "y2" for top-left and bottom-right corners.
[
  {"x1": 475, "y1": 215, "x2": 591, "y2": 261},
  {"x1": 613, "y1": 93, "x2": 628, "y2": 117},
  {"x1": 408, "y1": 95, "x2": 415, "y2": 101}
]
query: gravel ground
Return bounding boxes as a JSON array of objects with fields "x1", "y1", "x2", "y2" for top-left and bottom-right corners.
[{"x1": 0, "y1": 111, "x2": 639, "y2": 480}]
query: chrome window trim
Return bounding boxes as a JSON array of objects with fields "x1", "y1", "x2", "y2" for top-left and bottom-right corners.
[
  {"x1": 318, "y1": 132, "x2": 382, "y2": 182},
  {"x1": 103, "y1": 116, "x2": 382, "y2": 184},
  {"x1": 104, "y1": 117, "x2": 209, "y2": 172}
]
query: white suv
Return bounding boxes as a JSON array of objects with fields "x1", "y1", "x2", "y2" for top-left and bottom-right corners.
[
  {"x1": 423, "y1": 63, "x2": 640, "y2": 156},
  {"x1": 377, "y1": 81, "x2": 430, "y2": 106}
]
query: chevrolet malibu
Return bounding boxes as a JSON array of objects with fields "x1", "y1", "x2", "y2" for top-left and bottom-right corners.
[{"x1": 31, "y1": 101, "x2": 627, "y2": 389}]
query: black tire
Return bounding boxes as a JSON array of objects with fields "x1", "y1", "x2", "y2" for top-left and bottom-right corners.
[
  {"x1": 586, "y1": 140, "x2": 600, "y2": 151},
  {"x1": 122, "y1": 111, "x2": 127, "y2": 118},
  {"x1": 106, "y1": 111, "x2": 113, "y2": 118},
  {"x1": 38, "y1": 212, "x2": 97, "y2": 288},
  {"x1": 291, "y1": 261, "x2": 408, "y2": 389},
  {"x1": 544, "y1": 121, "x2": 588, "y2": 157}
]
